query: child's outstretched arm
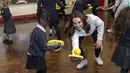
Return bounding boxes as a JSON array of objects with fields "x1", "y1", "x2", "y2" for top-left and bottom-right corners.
[{"x1": 37, "y1": 32, "x2": 60, "y2": 51}]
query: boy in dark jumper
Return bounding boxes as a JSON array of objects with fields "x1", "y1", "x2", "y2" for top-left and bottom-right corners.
[{"x1": 26, "y1": 8, "x2": 61, "y2": 73}]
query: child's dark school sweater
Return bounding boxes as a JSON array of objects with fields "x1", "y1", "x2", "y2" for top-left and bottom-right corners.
[{"x1": 28, "y1": 25, "x2": 58, "y2": 57}]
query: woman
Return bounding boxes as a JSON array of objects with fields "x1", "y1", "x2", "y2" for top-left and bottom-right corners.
[{"x1": 66, "y1": 11, "x2": 104, "y2": 69}]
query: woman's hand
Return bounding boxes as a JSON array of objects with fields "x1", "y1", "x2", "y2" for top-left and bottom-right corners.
[{"x1": 95, "y1": 40, "x2": 103, "y2": 49}]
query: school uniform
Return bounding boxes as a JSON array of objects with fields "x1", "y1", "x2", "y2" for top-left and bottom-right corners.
[
  {"x1": 72, "y1": 14, "x2": 104, "y2": 58},
  {"x1": 26, "y1": 24, "x2": 59, "y2": 71},
  {"x1": 1, "y1": 7, "x2": 16, "y2": 34},
  {"x1": 72, "y1": 0, "x2": 88, "y2": 14},
  {"x1": 112, "y1": 29, "x2": 130, "y2": 69}
]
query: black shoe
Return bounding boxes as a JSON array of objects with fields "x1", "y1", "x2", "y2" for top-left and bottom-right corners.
[
  {"x1": 8, "y1": 40, "x2": 13, "y2": 44},
  {"x1": 3, "y1": 39, "x2": 9, "y2": 45},
  {"x1": 3, "y1": 39, "x2": 13, "y2": 45}
]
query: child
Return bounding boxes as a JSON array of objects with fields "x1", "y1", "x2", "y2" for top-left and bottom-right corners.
[
  {"x1": 111, "y1": 7, "x2": 130, "y2": 73},
  {"x1": 66, "y1": 11, "x2": 104, "y2": 69},
  {"x1": 39, "y1": 0, "x2": 65, "y2": 40},
  {"x1": 26, "y1": 8, "x2": 61, "y2": 73},
  {"x1": 0, "y1": 2, "x2": 16, "y2": 45}
]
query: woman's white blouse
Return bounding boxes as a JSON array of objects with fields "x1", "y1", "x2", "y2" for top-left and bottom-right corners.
[{"x1": 71, "y1": 14, "x2": 104, "y2": 54}]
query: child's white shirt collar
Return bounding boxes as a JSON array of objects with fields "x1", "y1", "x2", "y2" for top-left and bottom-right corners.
[{"x1": 36, "y1": 23, "x2": 46, "y2": 32}]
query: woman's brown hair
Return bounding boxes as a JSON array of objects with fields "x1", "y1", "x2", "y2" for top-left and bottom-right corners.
[
  {"x1": 66, "y1": 11, "x2": 90, "y2": 36},
  {"x1": 113, "y1": 7, "x2": 130, "y2": 40}
]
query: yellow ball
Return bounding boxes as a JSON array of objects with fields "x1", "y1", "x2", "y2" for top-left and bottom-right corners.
[{"x1": 74, "y1": 48, "x2": 81, "y2": 55}]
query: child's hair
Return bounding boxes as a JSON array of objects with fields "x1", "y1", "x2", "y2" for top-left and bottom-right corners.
[
  {"x1": 3, "y1": 1, "x2": 8, "y2": 7},
  {"x1": 66, "y1": 11, "x2": 90, "y2": 36},
  {"x1": 36, "y1": 8, "x2": 51, "y2": 22},
  {"x1": 113, "y1": 7, "x2": 130, "y2": 40},
  {"x1": 0, "y1": 4, "x2": 2, "y2": 8}
]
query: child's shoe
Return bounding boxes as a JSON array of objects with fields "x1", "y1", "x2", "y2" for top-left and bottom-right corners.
[
  {"x1": 3, "y1": 39, "x2": 13, "y2": 45},
  {"x1": 76, "y1": 59, "x2": 88, "y2": 69},
  {"x1": 8, "y1": 40, "x2": 13, "y2": 44},
  {"x1": 95, "y1": 57, "x2": 103, "y2": 65},
  {"x1": 3, "y1": 39, "x2": 9, "y2": 44}
]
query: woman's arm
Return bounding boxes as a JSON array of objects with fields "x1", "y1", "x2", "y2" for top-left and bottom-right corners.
[
  {"x1": 71, "y1": 33, "x2": 79, "y2": 54},
  {"x1": 94, "y1": 15, "x2": 104, "y2": 48},
  {"x1": 95, "y1": 16, "x2": 104, "y2": 40}
]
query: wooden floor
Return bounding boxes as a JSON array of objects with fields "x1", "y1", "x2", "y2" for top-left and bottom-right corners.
[{"x1": 0, "y1": 9, "x2": 129, "y2": 73}]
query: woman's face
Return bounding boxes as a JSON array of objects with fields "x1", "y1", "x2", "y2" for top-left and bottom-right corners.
[{"x1": 72, "y1": 17, "x2": 84, "y2": 30}]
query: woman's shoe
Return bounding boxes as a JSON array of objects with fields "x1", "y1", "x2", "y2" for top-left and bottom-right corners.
[
  {"x1": 76, "y1": 59, "x2": 88, "y2": 69},
  {"x1": 95, "y1": 57, "x2": 103, "y2": 65}
]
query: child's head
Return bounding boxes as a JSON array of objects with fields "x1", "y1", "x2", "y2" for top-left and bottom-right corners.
[
  {"x1": 36, "y1": 8, "x2": 51, "y2": 27},
  {"x1": 0, "y1": 4, "x2": 2, "y2": 9},
  {"x1": 66, "y1": 11, "x2": 90, "y2": 36},
  {"x1": 3, "y1": 1, "x2": 8, "y2": 7},
  {"x1": 113, "y1": 7, "x2": 130, "y2": 39}
]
